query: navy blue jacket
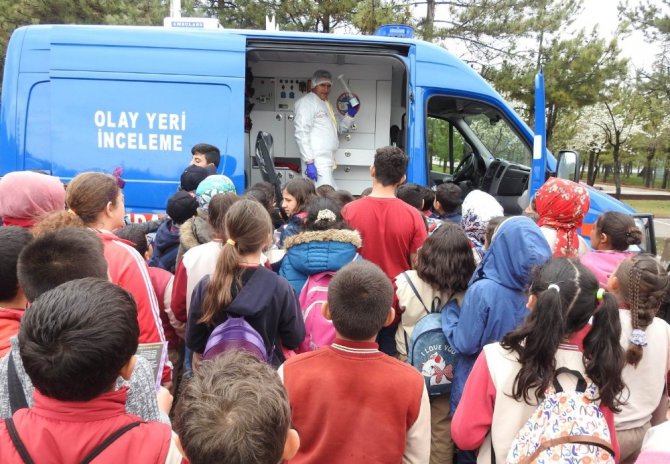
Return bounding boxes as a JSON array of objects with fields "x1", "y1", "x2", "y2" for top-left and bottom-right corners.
[{"x1": 148, "y1": 219, "x2": 180, "y2": 273}]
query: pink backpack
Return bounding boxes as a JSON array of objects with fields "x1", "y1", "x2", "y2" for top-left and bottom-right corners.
[{"x1": 297, "y1": 271, "x2": 336, "y2": 353}]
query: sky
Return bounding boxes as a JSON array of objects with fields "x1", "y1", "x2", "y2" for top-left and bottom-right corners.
[{"x1": 576, "y1": 0, "x2": 661, "y2": 71}]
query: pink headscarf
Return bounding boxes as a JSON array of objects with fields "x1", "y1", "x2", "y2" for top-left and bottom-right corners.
[{"x1": 0, "y1": 171, "x2": 66, "y2": 228}]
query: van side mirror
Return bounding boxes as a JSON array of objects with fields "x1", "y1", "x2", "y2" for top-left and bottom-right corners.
[{"x1": 556, "y1": 150, "x2": 580, "y2": 182}]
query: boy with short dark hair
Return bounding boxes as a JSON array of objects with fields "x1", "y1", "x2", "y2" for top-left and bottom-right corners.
[
  {"x1": 0, "y1": 278, "x2": 176, "y2": 463},
  {"x1": 279, "y1": 261, "x2": 430, "y2": 463},
  {"x1": 190, "y1": 143, "x2": 220, "y2": 169},
  {"x1": 174, "y1": 351, "x2": 299, "y2": 464},
  {"x1": 17, "y1": 227, "x2": 107, "y2": 302},
  {"x1": 0, "y1": 228, "x2": 167, "y2": 424},
  {"x1": 149, "y1": 191, "x2": 198, "y2": 273},
  {"x1": 434, "y1": 182, "x2": 463, "y2": 224},
  {"x1": 342, "y1": 147, "x2": 427, "y2": 356},
  {"x1": 0, "y1": 227, "x2": 33, "y2": 356}
]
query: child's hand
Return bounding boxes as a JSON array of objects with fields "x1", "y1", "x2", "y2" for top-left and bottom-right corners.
[{"x1": 157, "y1": 386, "x2": 173, "y2": 414}]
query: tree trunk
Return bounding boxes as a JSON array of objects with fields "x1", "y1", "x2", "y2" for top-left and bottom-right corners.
[
  {"x1": 663, "y1": 152, "x2": 670, "y2": 189},
  {"x1": 612, "y1": 143, "x2": 622, "y2": 199},
  {"x1": 603, "y1": 165, "x2": 610, "y2": 183},
  {"x1": 424, "y1": 0, "x2": 435, "y2": 41},
  {"x1": 644, "y1": 146, "x2": 656, "y2": 188},
  {"x1": 586, "y1": 148, "x2": 597, "y2": 186}
]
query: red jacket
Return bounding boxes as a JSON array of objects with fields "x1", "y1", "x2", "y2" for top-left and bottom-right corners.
[
  {"x1": 0, "y1": 308, "x2": 23, "y2": 357},
  {"x1": 148, "y1": 267, "x2": 181, "y2": 350},
  {"x1": 0, "y1": 388, "x2": 172, "y2": 463},
  {"x1": 98, "y1": 232, "x2": 171, "y2": 383}
]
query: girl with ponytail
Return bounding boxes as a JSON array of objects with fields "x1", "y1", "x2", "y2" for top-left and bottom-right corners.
[
  {"x1": 452, "y1": 258, "x2": 625, "y2": 463},
  {"x1": 608, "y1": 254, "x2": 670, "y2": 463},
  {"x1": 186, "y1": 199, "x2": 305, "y2": 367}
]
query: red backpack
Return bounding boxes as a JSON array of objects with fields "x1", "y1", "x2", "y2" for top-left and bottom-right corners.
[{"x1": 296, "y1": 271, "x2": 336, "y2": 353}]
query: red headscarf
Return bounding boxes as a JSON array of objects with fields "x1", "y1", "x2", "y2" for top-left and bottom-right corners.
[
  {"x1": 534, "y1": 178, "x2": 590, "y2": 258},
  {"x1": 0, "y1": 171, "x2": 66, "y2": 228}
]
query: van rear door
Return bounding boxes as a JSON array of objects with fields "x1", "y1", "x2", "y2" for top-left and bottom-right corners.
[{"x1": 28, "y1": 26, "x2": 245, "y2": 212}]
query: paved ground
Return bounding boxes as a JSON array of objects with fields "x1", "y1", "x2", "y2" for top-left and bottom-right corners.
[{"x1": 593, "y1": 183, "x2": 670, "y2": 198}]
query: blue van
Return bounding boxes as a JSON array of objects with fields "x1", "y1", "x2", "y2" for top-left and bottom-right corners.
[{"x1": 0, "y1": 24, "x2": 653, "y2": 249}]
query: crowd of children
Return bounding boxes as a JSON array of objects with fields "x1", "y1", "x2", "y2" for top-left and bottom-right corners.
[{"x1": 0, "y1": 142, "x2": 668, "y2": 464}]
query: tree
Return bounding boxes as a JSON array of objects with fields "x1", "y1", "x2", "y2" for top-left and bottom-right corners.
[
  {"x1": 595, "y1": 85, "x2": 643, "y2": 198},
  {"x1": 566, "y1": 106, "x2": 608, "y2": 186},
  {"x1": 0, "y1": 0, "x2": 167, "y2": 88},
  {"x1": 489, "y1": 30, "x2": 628, "y2": 147}
]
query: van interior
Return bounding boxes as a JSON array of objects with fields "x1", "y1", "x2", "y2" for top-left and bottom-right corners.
[
  {"x1": 245, "y1": 46, "x2": 407, "y2": 195},
  {"x1": 245, "y1": 45, "x2": 532, "y2": 214}
]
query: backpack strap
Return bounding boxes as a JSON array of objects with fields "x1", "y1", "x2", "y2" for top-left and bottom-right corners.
[
  {"x1": 402, "y1": 272, "x2": 429, "y2": 315},
  {"x1": 5, "y1": 418, "x2": 34, "y2": 464},
  {"x1": 552, "y1": 367, "x2": 587, "y2": 393},
  {"x1": 8, "y1": 352, "x2": 28, "y2": 414},
  {"x1": 80, "y1": 421, "x2": 143, "y2": 464}
]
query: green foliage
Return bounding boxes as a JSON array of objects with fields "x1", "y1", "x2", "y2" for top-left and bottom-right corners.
[
  {"x1": 489, "y1": 30, "x2": 627, "y2": 144},
  {"x1": 0, "y1": 0, "x2": 167, "y2": 88}
]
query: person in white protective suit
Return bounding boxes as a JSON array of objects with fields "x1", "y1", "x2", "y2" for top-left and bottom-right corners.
[{"x1": 293, "y1": 70, "x2": 360, "y2": 188}]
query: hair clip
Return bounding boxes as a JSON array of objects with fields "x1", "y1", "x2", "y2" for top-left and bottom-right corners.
[
  {"x1": 547, "y1": 284, "x2": 560, "y2": 293},
  {"x1": 596, "y1": 288, "x2": 606, "y2": 301},
  {"x1": 630, "y1": 329, "x2": 648, "y2": 347},
  {"x1": 111, "y1": 166, "x2": 126, "y2": 189},
  {"x1": 316, "y1": 209, "x2": 337, "y2": 222},
  {"x1": 226, "y1": 238, "x2": 236, "y2": 247}
]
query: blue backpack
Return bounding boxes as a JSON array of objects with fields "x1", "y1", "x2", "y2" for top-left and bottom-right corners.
[{"x1": 403, "y1": 272, "x2": 458, "y2": 396}]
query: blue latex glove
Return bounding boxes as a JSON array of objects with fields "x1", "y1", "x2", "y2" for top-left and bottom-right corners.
[
  {"x1": 346, "y1": 100, "x2": 360, "y2": 117},
  {"x1": 305, "y1": 163, "x2": 318, "y2": 181}
]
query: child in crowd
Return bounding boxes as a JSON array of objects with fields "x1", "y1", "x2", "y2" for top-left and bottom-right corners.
[
  {"x1": 172, "y1": 192, "x2": 239, "y2": 328},
  {"x1": 149, "y1": 190, "x2": 198, "y2": 273},
  {"x1": 116, "y1": 225, "x2": 183, "y2": 376},
  {"x1": 581, "y1": 211, "x2": 642, "y2": 287},
  {"x1": 178, "y1": 174, "x2": 237, "y2": 262},
  {"x1": 534, "y1": 177, "x2": 590, "y2": 257},
  {"x1": 395, "y1": 222, "x2": 476, "y2": 464},
  {"x1": 316, "y1": 184, "x2": 336, "y2": 198},
  {"x1": 342, "y1": 146, "x2": 428, "y2": 356},
  {"x1": 174, "y1": 350, "x2": 299, "y2": 464},
  {"x1": 434, "y1": 183, "x2": 463, "y2": 224},
  {"x1": 190, "y1": 142, "x2": 220, "y2": 170},
  {"x1": 280, "y1": 197, "x2": 361, "y2": 295},
  {"x1": 66, "y1": 172, "x2": 171, "y2": 384},
  {"x1": 172, "y1": 192, "x2": 239, "y2": 378},
  {"x1": 444, "y1": 215, "x2": 552, "y2": 453},
  {"x1": 0, "y1": 278, "x2": 179, "y2": 463},
  {"x1": 179, "y1": 165, "x2": 213, "y2": 193},
  {"x1": 279, "y1": 178, "x2": 316, "y2": 247},
  {"x1": 483, "y1": 216, "x2": 505, "y2": 250},
  {"x1": 246, "y1": 181, "x2": 283, "y2": 229},
  {"x1": 0, "y1": 227, "x2": 33, "y2": 356},
  {"x1": 0, "y1": 227, "x2": 167, "y2": 423},
  {"x1": 335, "y1": 189, "x2": 355, "y2": 206},
  {"x1": 397, "y1": 183, "x2": 425, "y2": 210},
  {"x1": 279, "y1": 261, "x2": 431, "y2": 463},
  {"x1": 608, "y1": 254, "x2": 670, "y2": 463},
  {"x1": 452, "y1": 258, "x2": 624, "y2": 463},
  {"x1": 187, "y1": 199, "x2": 305, "y2": 367},
  {"x1": 0, "y1": 171, "x2": 65, "y2": 229},
  {"x1": 460, "y1": 189, "x2": 504, "y2": 261}
]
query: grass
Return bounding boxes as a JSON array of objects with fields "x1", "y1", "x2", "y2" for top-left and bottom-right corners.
[{"x1": 622, "y1": 200, "x2": 670, "y2": 218}]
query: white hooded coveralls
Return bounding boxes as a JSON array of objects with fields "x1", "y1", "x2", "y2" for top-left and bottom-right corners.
[{"x1": 293, "y1": 92, "x2": 354, "y2": 188}]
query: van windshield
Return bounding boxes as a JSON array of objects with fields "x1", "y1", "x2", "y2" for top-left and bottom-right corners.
[{"x1": 462, "y1": 113, "x2": 531, "y2": 167}]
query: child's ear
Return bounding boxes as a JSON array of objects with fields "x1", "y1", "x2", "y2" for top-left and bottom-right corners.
[
  {"x1": 282, "y1": 428, "x2": 300, "y2": 461},
  {"x1": 118, "y1": 354, "x2": 137, "y2": 381},
  {"x1": 600, "y1": 233, "x2": 610, "y2": 246},
  {"x1": 321, "y1": 301, "x2": 332, "y2": 321},
  {"x1": 607, "y1": 275, "x2": 620, "y2": 293},
  {"x1": 526, "y1": 294, "x2": 538, "y2": 311},
  {"x1": 383, "y1": 308, "x2": 396, "y2": 327},
  {"x1": 370, "y1": 164, "x2": 375, "y2": 179}
]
